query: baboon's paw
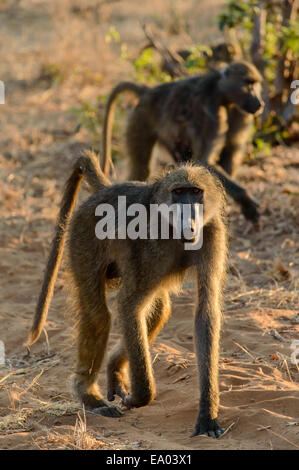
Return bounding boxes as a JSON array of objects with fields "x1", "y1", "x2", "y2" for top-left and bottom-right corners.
[
  {"x1": 107, "y1": 383, "x2": 129, "y2": 402},
  {"x1": 88, "y1": 404, "x2": 123, "y2": 418},
  {"x1": 122, "y1": 395, "x2": 133, "y2": 409},
  {"x1": 241, "y1": 197, "x2": 259, "y2": 224},
  {"x1": 192, "y1": 417, "x2": 224, "y2": 438},
  {"x1": 107, "y1": 372, "x2": 129, "y2": 402},
  {"x1": 122, "y1": 394, "x2": 152, "y2": 409}
]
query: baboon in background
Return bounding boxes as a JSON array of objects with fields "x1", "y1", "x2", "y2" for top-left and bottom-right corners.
[
  {"x1": 26, "y1": 151, "x2": 228, "y2": 438},
  {"x1": 102, "y1": 61, "x2": 264, "y2": 224}
]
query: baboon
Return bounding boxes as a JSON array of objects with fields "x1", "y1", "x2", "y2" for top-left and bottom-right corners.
[
  {"x1": 102, "y1": 61, "x2": 264, "y2": 224},
  {"x1": 26, "y1": 150, "x2": 227, "y2": 438}
]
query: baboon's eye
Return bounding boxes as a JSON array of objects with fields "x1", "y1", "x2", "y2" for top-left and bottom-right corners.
[
  {"x1": 192, "y1": 188, "x2": 201, "y2": 194},
  {"x1": 246, "y1": 79, "x2": 255, "y2": 85},
  {"x1": 174, "y1": 188, "x2": 182, "y2": 194}
]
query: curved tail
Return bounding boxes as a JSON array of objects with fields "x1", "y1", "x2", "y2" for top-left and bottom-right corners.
[
  {"x1": 25, "y1": 151, "x2": 110, "y2": 347},
  {"x1": 102, "y1": 81, "x2": 148, "y2": 176}
]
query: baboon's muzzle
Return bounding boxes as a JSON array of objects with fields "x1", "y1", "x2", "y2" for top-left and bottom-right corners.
[
  {"x1": 178, "y1": 204, "x2": 197, "y2": 243},
  {"x1": 246, "y1": 96, "x2": 264, "y2": 115}
]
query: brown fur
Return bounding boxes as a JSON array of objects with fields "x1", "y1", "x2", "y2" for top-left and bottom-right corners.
[
  {"x1": 102, "y1": 60, "x2": 263, "y2": 223},
  {"x1": 26, "y1": 153, "x2": 227, "y2": 436}
]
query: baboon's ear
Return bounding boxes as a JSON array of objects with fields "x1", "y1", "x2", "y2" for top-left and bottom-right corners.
[
  {"x1": 165, "y1": 163, "x2": 176, "y2": 174},
  {"x1": 149, "y1": 163, "x2": 177, "y2": 183}
]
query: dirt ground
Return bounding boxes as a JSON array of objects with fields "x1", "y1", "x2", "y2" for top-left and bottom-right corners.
[{"x1": 0, "y1": 0, "x2": 298, "y2": 451}]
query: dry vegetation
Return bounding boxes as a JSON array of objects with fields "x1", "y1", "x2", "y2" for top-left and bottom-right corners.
[{"x1": 0, "y1": 0, "x2": 298, "y2": 450}]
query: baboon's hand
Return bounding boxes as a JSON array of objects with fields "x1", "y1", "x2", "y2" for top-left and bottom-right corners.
[
  {"x1": 241, "y1": 195, "x2": 259, "y2": 224},
  {"x1": 122, "y1": 393, "x2": 153, "y2": 409},
  {"x1": 192, "y1": 415, "x2": 224, "y2": 438},
  {"x1": 107, "y1": 370, "x2": 130, "y2": 402},
  {"x1": 89, "y1": 405, "x2": 123, "y2": 417},
  {"x1": 86, "y1": 400, "x2": 124, "y2": 418}
]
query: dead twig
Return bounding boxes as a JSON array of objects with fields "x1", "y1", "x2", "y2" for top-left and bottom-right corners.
[
  {"x1": 172, "y1": 374, "x2": 190, "y2": 384},
  {"x1": 218, "y1": 420, "x2": 238, "y2": 439},
  {"x1": 269, "y1": 328, "x2": 287, "y2": 342},
  {"x1": 140, "y1": 22, "x2": 187, "y2": 78},
  {"x1": 233, "y1": 341, "x2": 256, "y2": 362},
  {"x1": 258, "y1": 425, "x2": 299, "y2": 449}
]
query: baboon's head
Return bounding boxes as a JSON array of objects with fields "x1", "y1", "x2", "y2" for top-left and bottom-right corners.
[
  {"x1": 152, "y1": 165, "x2": 225, "y2": 243},
  {"x1": 210, "y1": 41, "x2": 236, "y2": 63},
  {"x1": 218, "y1": 61, "x2": 264, "y2": 115}
]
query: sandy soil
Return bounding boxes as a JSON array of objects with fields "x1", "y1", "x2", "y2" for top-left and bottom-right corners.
[{"x1": 0, "y1": 0, "x2": 298, "y2": 450}]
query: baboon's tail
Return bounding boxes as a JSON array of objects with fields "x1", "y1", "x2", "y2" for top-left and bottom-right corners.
[
  {"x1": 102, "y1": 81, "x2": 148, "y2": 176},
  {"x1": 25, "y1": 151, "x2": 110, "y2": 347},
  {"x1": 77, "y1": 149, "x2": 111, "y2": 191}
]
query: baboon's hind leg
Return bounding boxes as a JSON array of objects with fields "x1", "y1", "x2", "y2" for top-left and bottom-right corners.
[
  {"x1": 73, "y1": 274, "x2": 123, "y2": 417},
  {"x1": 107, "y1": 293, "x2": 171, "y2": 402},
  {"x1": 126, "y1": 110, "x2": 156, "y2": 181}
]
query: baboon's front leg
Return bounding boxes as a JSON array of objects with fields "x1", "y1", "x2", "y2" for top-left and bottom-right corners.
[
  {"x1": 116, "y1": 290, "x2": 164, "y2": 409},
  {"x1": 192, "y1": 222, "x2": 227, "y2": 438},
  {"x1": 191, "y1": 125, "x2": 259, "y2": 223},
  {"x1": 108, "y1": 293, "x2": 171, "y2": 405},
  {"x1": 218, "y1": 108, "x2": 253, "y2": 177},
  {"x1": 210, "y1": 166, "x2": 259, "y2": 224}
]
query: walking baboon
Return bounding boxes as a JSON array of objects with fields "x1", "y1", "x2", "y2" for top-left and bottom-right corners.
[
  {"x1": 26, "y1": 151, "x2": 227, "y2": 437},
  {"x1": 102, "y1": 61, "x2": 264, "y2": 224}
]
